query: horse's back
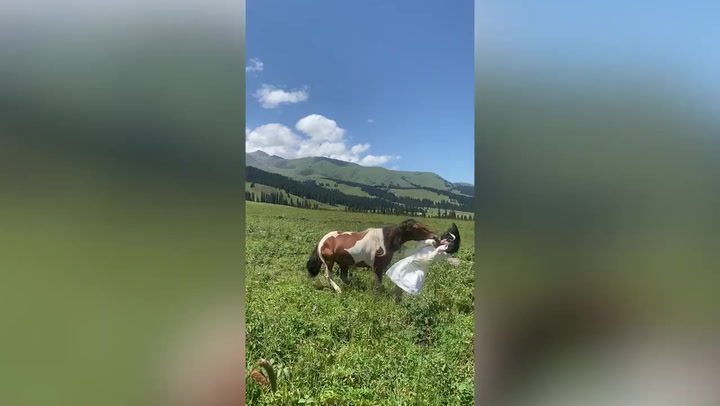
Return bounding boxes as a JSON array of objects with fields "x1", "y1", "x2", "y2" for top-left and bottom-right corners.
[
  {"x1": 317, "y1": 228, "x2": 385, "y2": 266},
  {"x1": 344, "y1": 228, "x2": 385, "y2": 265}
]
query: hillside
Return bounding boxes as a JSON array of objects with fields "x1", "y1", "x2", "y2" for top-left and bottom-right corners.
[
  {"x1": 247, "y1": 151, "x2": 472, "y2": 195},
  {"x1": 245, "y1": 151, "x2": 474, "y2": 217}
]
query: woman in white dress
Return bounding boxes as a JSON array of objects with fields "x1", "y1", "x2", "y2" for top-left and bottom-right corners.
[{"x1": 386, "y1": 223, "x2": 461, "y2": 299}]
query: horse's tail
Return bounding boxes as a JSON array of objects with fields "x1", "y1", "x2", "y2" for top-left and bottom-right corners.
[{"x1": 306, "y1": 244, "x2": 322, "y2": 277}]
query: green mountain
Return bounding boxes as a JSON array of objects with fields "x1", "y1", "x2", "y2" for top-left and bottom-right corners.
[
  {"x1": 246, "y1": 150, "x2": 472, "y2": 195},
  {"x1": 245, "y1": 151, "x2": 474, "y2": 216}
]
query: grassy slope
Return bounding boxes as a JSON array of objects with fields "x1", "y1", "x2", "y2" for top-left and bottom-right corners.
[
  {"x1": 315, "y1": 178, "x2": 373, "y2": 198},
  {"x1": 245, "y1": 202, "x2": 475, "y2": 405},
  {"x1": 247, "y1": 154, "x2": 453, "y2": 191},
  {"x1": 247, "y1": 180, "x2": 472, "y2": 215},
  {"x1": 389, "y1": 188, "x2": 448, "y2": 203},
  {"x1": 246, "y1": 153, "x2": 473, "y2": 211},
  {"x1": 245, "y1": 182, "x2": 338, "y2": 210}
]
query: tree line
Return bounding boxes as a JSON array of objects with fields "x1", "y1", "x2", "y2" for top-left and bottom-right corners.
[
  {"x1": 245, "y1": 166, "x2": 473, "y2": 220},
  {"x1": 328, "y1": 178, "x2": 474, "y2": 212},
  {"x1": 245, "y1": 190, "x2": 319, "y2": 210}
]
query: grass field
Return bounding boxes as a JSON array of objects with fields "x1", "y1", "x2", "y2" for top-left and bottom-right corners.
[
  {"x1": 389, "y1": 188, "x2": 447, "y2": 202},
  {"x1": 245, "y1": 202, "x2": 475, "y2": 405}
]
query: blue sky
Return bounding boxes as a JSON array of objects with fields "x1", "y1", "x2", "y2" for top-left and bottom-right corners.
[
  {"x1": 476, "y1": 1, "x2": 720, "y2": 112},
  {"x1": 246, "y1": 0, "x2": 474, "y2": 184}
]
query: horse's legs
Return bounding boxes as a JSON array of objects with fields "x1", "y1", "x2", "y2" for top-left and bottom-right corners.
[
  {"x1": 324, "y1": 260, "x2": 342, "y2": 293},
  {"x1": 339, "y1": 265, "x2": 350, "y2": 285},
  {"x1": 373, "y1": 267, "x2": 385, "y2": 292}
]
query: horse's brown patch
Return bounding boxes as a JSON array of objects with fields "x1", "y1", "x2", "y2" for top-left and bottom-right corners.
[{"x1": 321, "y1": 232, "x2": 366, "y2": 265}]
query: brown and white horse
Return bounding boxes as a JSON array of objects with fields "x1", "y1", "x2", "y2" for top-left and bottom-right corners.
[{"x1": 306, "y1": 219, "x2": 438, "y2": 293}]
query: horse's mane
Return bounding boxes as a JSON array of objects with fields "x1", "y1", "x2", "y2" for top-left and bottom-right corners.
[{"x1": 381, "y1": 223, "x2": 404, "y2": 254}]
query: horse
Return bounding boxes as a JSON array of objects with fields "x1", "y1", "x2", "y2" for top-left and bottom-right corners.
[{"x1": 305, "y1": 219, "x2": 438, "y2": 293}]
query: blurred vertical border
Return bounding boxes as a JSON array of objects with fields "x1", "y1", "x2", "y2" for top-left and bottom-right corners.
[
  {"x1": 0, "y1": 0, "x2": 246, "y2": 404},
  {"x1": 474, "y1": 1, "x2": 720, "y2": 404}
]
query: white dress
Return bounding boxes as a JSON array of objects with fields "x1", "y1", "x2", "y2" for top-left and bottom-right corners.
[{"x1": 385, "y1": 239, "x2": 450, "y2": 295}]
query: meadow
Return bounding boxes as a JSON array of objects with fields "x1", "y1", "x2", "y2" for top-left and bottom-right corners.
[{"x1": 245, "y1": 202, "x2": 475, "y2": 405}]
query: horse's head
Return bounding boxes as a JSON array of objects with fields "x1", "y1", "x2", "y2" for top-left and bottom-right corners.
[{"x1": 397, "y1": 219, "x2": 438, "y2": 244}]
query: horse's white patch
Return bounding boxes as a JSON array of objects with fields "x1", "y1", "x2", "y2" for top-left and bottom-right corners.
[
  {"x1": 345, "y1": 228, "x2": 385, "y2": 266},
  {"x1": 317, "y1": 231, "x2": 343, "y2": 293},
  {"x1": 317, "y1": 231, "x2": 340, "y2": 257}
]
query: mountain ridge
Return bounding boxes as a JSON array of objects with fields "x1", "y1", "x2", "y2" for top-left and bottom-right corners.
[
  {"x1": 245, "y1": 151, "x2": 474, "y2": 215},
  {"x1": 246, "y1": 150, "x2": 473, "y2": 193}
]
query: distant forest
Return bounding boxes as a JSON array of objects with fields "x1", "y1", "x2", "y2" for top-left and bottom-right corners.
[
  {"x1": 245, "y1": 166, "x2": 473, "y2": 220},
  {"x1": 326, "y1": 178, "x2": 474, "y2": 210}
]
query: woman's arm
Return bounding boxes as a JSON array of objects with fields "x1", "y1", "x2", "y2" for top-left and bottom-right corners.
[{"x1": 423, "y1": 238, "x2": 438, "y2": 246}]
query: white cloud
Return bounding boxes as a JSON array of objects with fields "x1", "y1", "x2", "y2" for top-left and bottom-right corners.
[
  {"x1": 246, "y1": 123, "x2": 301, "y2": 157},
  {"x1": 358, "y1": 154, "x2": 393, "y2": 166},
  {"x1": 245, "y1": 114, "x2": 398, "y2": 167},
  {"x1": 254, "y1": 84, "x2": 309, "y2": 109},
  {"x1": 246, "y1": 57, "x2": 264, "y2": 73},
  {"x1": 351, "y1": 143, "x2": 370, "y2": 155},
  {"x1": 296, "y1": 114, "x2": 345, "y2": 142},
  {"x1": 367, "y1": 118, "x2": 375, "y2": 123}
]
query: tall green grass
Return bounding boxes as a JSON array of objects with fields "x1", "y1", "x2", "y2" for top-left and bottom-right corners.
[{"x1": 246, "y1": 202, "x2": 475, "y2": 405}]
